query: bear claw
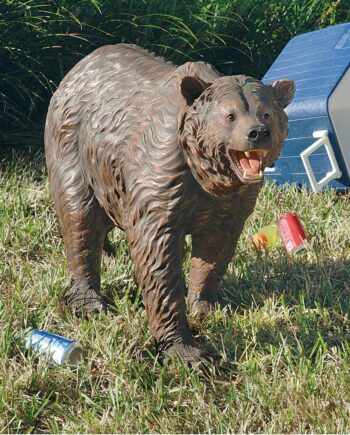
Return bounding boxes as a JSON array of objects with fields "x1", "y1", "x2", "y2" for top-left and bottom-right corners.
[
  {"x1": 66, "y1": 287, "x2": 107, "y2": 316},
  {"x1": 161, "y1": 342, "x2": 213, "y2": 370},
  {"x1": 189, "y1": 298, "x2": 216, "y2": 317}
]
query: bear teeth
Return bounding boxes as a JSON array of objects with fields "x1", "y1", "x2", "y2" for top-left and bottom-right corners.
[
  {"x1": 255, "y1": 149, "x2": 268, "y2": 157},
  {"x1": 243, "y1": 169, "x2": 263, "y2": 180}
]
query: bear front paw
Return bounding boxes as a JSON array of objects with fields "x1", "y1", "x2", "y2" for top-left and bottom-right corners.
[
  {"x1": 161, "y1": 342, "x2": 212, "y2": 369},
  {"x1": 65, "y1": 286, "x2": 107, "y2": 316},
  {"x1": 189, "y1": 297, "x2": 217, "y2": 317}
]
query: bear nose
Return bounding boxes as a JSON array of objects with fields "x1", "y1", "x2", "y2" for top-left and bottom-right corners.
[{"x1": 247, "y1": 125, "x2": 270, "y2": 143}]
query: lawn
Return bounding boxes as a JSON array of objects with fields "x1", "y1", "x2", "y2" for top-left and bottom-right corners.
[{"x1": 1, "y1": 148, "x2": 350, "y2": 433}]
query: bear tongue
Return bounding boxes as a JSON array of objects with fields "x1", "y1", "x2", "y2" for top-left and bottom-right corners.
[{"x1": 236, "y1": 151, "x2": 261, "y2": 175}]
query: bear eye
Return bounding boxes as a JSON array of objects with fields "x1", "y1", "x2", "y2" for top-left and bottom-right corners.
[
  {"x1": 263, "y1": 113, "x2": 270, "y2": 119},
  {"x1": 227, "y1": 113, "x2": 235, "y2": 121}
]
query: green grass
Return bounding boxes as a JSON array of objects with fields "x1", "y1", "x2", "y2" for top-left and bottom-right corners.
[{"x1": 1, "y1": 148, "x2": 350, "y2": 433}]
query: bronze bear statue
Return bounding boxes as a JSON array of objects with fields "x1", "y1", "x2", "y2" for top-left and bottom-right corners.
[{"x1": 45, "y1": 44, "x2": 295, "y2": 364}]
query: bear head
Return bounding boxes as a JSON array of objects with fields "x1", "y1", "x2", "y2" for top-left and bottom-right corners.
[{"x1": 179, "y1": 74, "x2": 295, "y2": 196}]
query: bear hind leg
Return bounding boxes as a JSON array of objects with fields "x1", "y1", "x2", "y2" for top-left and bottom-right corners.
[{"x1": 52, "y1": 170, "x2": 114, "y2": 315}]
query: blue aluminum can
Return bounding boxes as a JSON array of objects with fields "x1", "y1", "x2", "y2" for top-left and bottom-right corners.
[{"x1": 25, "y1": 329, "x2": 82, "y2": 367}]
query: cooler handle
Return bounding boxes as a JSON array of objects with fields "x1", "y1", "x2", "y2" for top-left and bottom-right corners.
[{"x1": 300, "y1": 130, "x2": 342, "y2": 192}]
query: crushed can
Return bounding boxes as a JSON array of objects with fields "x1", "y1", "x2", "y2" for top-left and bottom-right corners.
[
  {"x1": 252, "y1": 224, "x2": 279, "y2": 249},
  {"x1": 25, "y1": 329, "x2": 82, "y2": 367}
]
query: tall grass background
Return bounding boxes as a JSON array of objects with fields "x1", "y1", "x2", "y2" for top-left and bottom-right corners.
[{"x1": 1, "y1": 0, "x2": 349, "y2": 133}]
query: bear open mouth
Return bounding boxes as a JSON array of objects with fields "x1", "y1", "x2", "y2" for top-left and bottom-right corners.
[{"x1": 228, "y1": 149, "x2": 268, "y2": 183}]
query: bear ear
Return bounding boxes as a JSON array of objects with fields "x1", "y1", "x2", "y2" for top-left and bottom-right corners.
[
  {"x1": 270, "y1": 79, "x2": 295, "y2": 109},
  {"x1": 180, "y1": 76, "x2": 209, "y2": 105}
]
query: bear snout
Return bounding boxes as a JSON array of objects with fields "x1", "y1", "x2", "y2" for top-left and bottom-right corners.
[{"x1": 246, "y1": 125, "x2": 270, "y2": 144}]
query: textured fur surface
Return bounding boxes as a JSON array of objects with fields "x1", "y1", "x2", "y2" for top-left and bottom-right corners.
[{"x1": 45, "y1": 44, "x2": 294, "y2": 363}]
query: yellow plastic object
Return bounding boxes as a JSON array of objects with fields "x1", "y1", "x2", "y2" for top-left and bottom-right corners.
[{"x1": 252, "y1": 224, "x2": 279, "y2": 249}]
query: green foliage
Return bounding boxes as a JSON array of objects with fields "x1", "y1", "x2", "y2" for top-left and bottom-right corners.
[{"x1": 0, "y1": 0, "x2": 349, "y2": 132}]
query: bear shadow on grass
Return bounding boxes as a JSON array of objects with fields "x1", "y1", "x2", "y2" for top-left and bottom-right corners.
[
  {"x1": 221, "y1": 255, "x2": 350, "y2": 310},
  {"x1": 214, "y1": 254, "x2": 350, "y2": 363}
]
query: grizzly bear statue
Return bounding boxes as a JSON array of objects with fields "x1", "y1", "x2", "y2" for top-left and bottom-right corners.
[{"x1": 45, "y1": 44, "x2": 295, "y2": 364}]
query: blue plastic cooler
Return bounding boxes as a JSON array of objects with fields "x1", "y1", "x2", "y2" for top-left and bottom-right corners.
[{"x1": 262, "y1": 23, "x2": 350, "y2": 191}]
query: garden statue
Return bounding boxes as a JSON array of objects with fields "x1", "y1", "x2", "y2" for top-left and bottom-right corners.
[{"x1": 45, "y1": 44, "x2": 295, "y2": 365}]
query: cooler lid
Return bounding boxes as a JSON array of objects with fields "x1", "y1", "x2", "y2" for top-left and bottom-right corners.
[{"x1": 263, "y1": 22, "x2": 350, "y2": 120}]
